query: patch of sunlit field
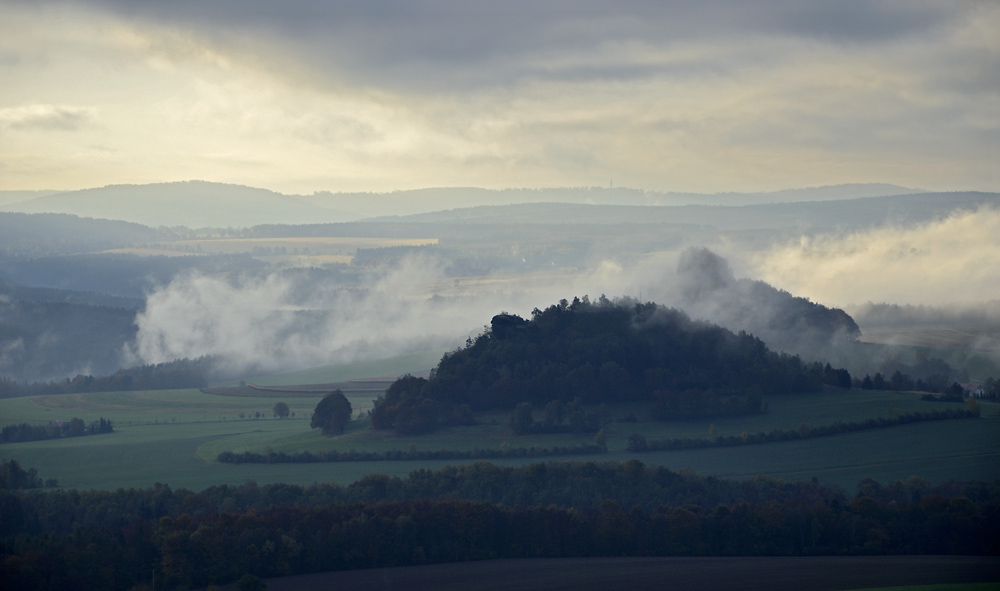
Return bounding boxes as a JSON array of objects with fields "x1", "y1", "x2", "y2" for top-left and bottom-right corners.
[
  {"x1": 159, "y1": 237, "x2": 436, "y2": 256},
  {"x1": 98, "y1": 247, "x2": 205, "y2": 257},
  {"x1": 426, "y1": 269, "x2": 583, "y2": 298},
  {"x1": 98, "y1": 237, "x2": 440, "y2": 266}
]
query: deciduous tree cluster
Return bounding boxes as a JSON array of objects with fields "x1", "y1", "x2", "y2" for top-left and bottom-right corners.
[
  {"x1": 1, "y1": 417, "x2": 113, "y2": 443},
  {"x1": 376, "y1": 297, "x2": 852, "y2": 433}
]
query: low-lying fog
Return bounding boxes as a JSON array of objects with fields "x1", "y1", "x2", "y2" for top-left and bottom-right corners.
[{"x1": 126, "y1": 206, "x2": 1000, "y2": 378}]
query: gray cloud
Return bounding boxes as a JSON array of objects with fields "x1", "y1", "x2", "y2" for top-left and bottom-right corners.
[
  {"x1": 9, "y1": 1, "x2": 967, "y2": 92},
  {"x1": 1, "y1": 0, "x2": 994, "y2": 193},
  {"x1": 0, "y1": 104, "x2": 95, "y2": 131}
]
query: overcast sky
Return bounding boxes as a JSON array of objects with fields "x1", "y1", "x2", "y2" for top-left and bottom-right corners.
[{"x1": 1, "y1": 1, "x2": 997, "y2": 194}]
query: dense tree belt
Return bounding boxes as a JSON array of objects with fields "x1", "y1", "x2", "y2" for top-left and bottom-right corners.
[
  {"x1": 373, "y1": 298, "x2": 852, "y2": 434},
  {"x1": 0, "y1": 357, "x2": 213, "y2": 398},
  {"x1": 0, "y1": 460, "x2": 49, "y2": 489},
  {"x1": 216, "y1": 443, "x2": 607, "y2": 464},
  {"x1": 1, "y1": 417, "x2": 113, "y2": 444},
  {"x1": 627, "y1": 409, "x2": 979, "y2": 452},
  {"x1": 1, "y1": 458, "x2": 998, "y2": 590}
]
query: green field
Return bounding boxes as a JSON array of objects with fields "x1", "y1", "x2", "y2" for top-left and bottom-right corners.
[
  {"x1": 2, "y1": 375, "x2": 998, "y2": 492},
  {"x1": 236, "y1": 349, "x2": 446, "y2": 386}
]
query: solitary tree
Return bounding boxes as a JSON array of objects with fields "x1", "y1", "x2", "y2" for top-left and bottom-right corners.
[
  {"x1": 311, "y1": 390, "x2": 352, "y2": 435},
  {"x1": 273, "y1": 402, "x2": 290, "y2": 419}
]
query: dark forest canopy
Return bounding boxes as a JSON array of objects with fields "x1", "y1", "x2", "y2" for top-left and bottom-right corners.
[
  {"x1": 1, "y1": 459, "x2": 998, "y2": 590},
  {"x1": 0, "y1": 357, "x2": 214, "y2": 399},
  {"x1": 373, "y1": 297, "x2": 852, "y2": 434}
]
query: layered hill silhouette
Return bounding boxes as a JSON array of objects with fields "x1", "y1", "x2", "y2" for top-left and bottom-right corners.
[
  {"x1": 375, "y1": 191, "x2": 1000, "y2": 231},
  {"x1": 1, "y1": 181, "x2": 358, "y2": 228},
  {"x1": 1, "y1": 181, "x2": 937, "y2": 228}
]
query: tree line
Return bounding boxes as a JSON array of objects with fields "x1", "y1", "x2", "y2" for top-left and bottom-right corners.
[
  {"x1": 1, "y1": 417, "x2": 113, "y2": 444},
  {"x1": 0, "y1": 459, "x2": 53, "y2": 489},
  {"x1": 0, "y1": 357, "x2": 214, "y2": 399},
  {"x1": 626, "y1": 408, "x2": 978, "y2": 452},
  {"x1": 854, "y1": 370, "x2": 998, "y2": 398},
  {"x1": 216, "y1": 443, "x2": 606, "y2": 465},
  {"x1": 1, "y1": 459, "x2": 997, "y2": 590}
]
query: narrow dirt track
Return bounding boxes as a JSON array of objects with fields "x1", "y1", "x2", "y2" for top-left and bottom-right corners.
[{"x1": 246, "y1": 556, "x2": 999, "y2": 591}]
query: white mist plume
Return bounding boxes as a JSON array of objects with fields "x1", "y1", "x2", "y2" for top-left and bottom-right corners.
[
  {"x1": 131, "y1": 258, "x2": 451, "y2": 373},
  {"x1": 134, "y1": 229, "x2": 948, "y2": 377},
  {"x1": 751, "y1": 207, "x2": 1000, "y2": 307},
  {"x1": 125, "y1": 251, "x2": 691, "y2": 376}
]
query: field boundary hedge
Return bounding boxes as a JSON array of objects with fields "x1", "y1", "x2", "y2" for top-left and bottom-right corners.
[
  {"x1": 217, "y1": 443, "x2": 607, "y2": 464},
  {"x1": 627, "y1": 408, "x2": 977, "y2": 452}
]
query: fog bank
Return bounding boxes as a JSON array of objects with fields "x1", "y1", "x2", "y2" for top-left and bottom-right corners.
[
  {"x1": 751, "y1": 207, "x2": 1000, "y2": 308},
  {"x1": 127, "y1": 245, "x2": 867, "y2": 376}
]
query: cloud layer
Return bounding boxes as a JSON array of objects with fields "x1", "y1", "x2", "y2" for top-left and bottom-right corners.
[
  {"x1": 1, "y1": 1, "x2": 996, "y2": 192},
  {"x1": 0, "y1": 104, "x2": 95, "y2": 130}
]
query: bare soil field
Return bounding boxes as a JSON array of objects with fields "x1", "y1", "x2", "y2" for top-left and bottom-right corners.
[{"x1": 235, "y1": 556, "x2": 1000, "y2": 591}]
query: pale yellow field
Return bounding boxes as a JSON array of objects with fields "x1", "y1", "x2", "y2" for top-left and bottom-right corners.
[
  {"x1": 169, "y1": 237, "x2": 438, "y2": 253},
  {"x1": 99, "y1": 247, "x2": 207, "y2": 257},
  {"x1": 100, "y1": 237, "x2": 439, "y2": 263}
]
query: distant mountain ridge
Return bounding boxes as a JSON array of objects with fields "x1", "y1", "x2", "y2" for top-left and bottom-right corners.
[
  {"x1": 0, "y1": 190, "x2": 60, "y2": 207},
  {"x1": 302, "y1": 182, "x2": 925, "y2": 217},
  {"x1": 371, "y1": 191, "x2": 1000, "y2": 231},
  {"x1": 1, "y1": 181, "x2": 360, "y2": 228},
  {"x1": 1, "y1": 181, "x2": 925, "y2": 227}
]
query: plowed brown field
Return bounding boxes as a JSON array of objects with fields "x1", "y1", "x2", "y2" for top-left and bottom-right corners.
[{"x1": 231, "y1": 556, "x2": 999, "y2": 591}]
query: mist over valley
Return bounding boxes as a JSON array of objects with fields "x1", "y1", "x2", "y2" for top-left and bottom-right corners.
[
  {"x1": 2, "y1": 2, "x2": 998, "y2": 587},
  {"x1": 1, "y1": 183, "x2": 998, "y2": 401}
]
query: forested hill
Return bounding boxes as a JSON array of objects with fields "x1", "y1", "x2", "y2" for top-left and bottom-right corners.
[{"x1": 373, "y1": 298, "x2": 852, "y2": 433}]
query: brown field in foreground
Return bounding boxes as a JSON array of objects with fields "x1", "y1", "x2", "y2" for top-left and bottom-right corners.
[{"x1": 227, "y1": 556, "x2": 1000, "y2": 591}]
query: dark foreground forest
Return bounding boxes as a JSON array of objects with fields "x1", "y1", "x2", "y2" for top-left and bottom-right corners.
[{"x1": 2, "y1": 460, "x2": 998, "y2": 590}]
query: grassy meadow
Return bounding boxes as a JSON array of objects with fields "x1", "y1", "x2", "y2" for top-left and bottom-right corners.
[
  {"x1": 3, "y1": 357, "x2": 998, "y2": 493},
  {"x1": 238, "y1": 349, "x2": 445, "y2": 386}
]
